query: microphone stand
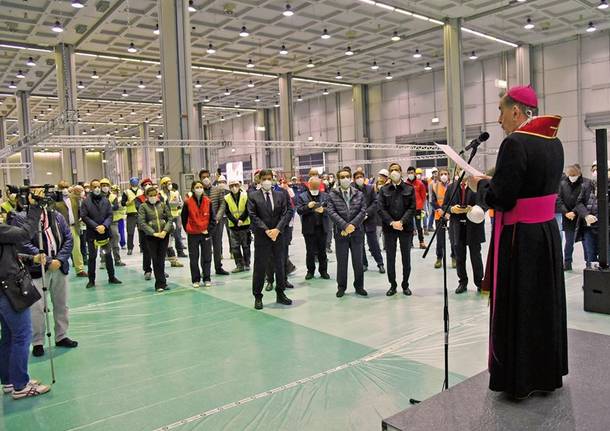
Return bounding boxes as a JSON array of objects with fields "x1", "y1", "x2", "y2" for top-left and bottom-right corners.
[{"x1": 409, "y1": 143, "x2": 479, "y2": 405}]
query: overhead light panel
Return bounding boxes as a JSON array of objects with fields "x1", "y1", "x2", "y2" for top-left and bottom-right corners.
[
  {"x1": 279, "y1": 45, "x2": 288, "y2": 55},
  {"x1": 587, "y1": 22, "x2": 597, "y2": 33},
  {"x1": 26, "y1": 57, "x2": 36, "y2": 67},
  {"x1": 345, "y1": 46, "x2": 354, "y2": 56},
  {"x1": 16, "y1": 70, "x2": 25, "y2": 79},
  {"x1": 188, "y1": 0, "x2": 196, "y2": 12},
  {"x1": 71, "y1": 0, "x2": 84, "y2": 8},
  {"x1": 283, "y1": 4, "x2": 294, "y2": 17},
  {"x1": 391, "y1": 31, "x2": 401, "y2": 42},
  {"x1": 371, "y1": 61, "x2": 379, "y2": 70},
  {"x1": 524, "y1": 18, "x2": 534, "y2": 30},
  {"x1": 469, "y1": 51, "x2": 478, "y2": 60},
  {"x1": 321, "y1": 29, "x2": 331, "y2": 39},
  {"x1": 206, "y1": 43, "x2": 216, "y2": 54},
  {"x1": 154, "y1": 24, "x2": 160, "y2": 35},
  {"x1": 52, "y1": 21, "x2": 64, "y2": 33},
  {"x1": 127, "y1": 42, "x2": 138, "y2": 53},
  {"x1": 240, "y1": 26, "x2": 249, "y2": 37},
  {"x1": 138, "y1": 80, "x2": 146, "y2": 89},
  {"x1": 599, "y1": 0, "x2": 609, "y2": 10}
]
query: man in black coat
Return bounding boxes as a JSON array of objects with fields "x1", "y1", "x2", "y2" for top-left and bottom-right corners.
[
  {"x1": 80, "y1": 179, "x2": 122, "y2": 288},
  {"x1": 443, "y1": 176, "x2": 487, "y2": 294},
  {"x1": 296, "y1": 176, "x2": 330, "y2": 280},
  {"x1": 378, "y1": 163, "x2": 416, "y2": 296},
  {"x1": 327, "y1": 168, "x2": 367, "y2": 298},
  {"x1": 557, "y1": 164, "x2": 591, "y2": 271},
  {"x1": 353, "y1": 171, "x2": 385, "y2": 274},
  {"x1": 247, "y1": 169, "x2": 294, "y2": 310}
]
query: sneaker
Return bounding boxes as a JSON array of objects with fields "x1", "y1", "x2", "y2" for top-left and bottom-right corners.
[
  {"x1": 32, "y1": 345, "x2": 44, "y2": 357},
  {"x1": 155, "y1": 288, "x2": 164, "y2": 293},
  {"x1": 12, "y1": 382, "x2": 51, "y2": 400},
  {"x1": 144, "y1": 272, "x2": 152, "y2": 281},
  {"x1": 3, "y1": 379, "x2": 40, "y2": 394},
  {"x1": 204, "y1": 281, "x2": 212, "y2": 288},
  {"x1": 115, "y1": 262, "x2": 127, "y2": 267},
  {"x1": 232, "y1": 266, "x2": 245, "y2": 273},
  {"x1": 170, "y1": 260, "x2": 184, "y2": 268},
  {"x1": 192, "y1": 282, "x2": 200, "y2": 288}
]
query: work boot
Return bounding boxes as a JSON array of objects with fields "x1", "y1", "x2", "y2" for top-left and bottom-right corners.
[
  {"x1": 455, "y1": 282, "x2": 468, "y2": 294},
  {"x1": 434, "y1": 259, "x2": 442, "y2": 269},
  {"x1": 276, "y1": 291, "x2": 293, "y2": 305},
  {"x1": 264, "y1": 281, "x2": 274, "y2": 291}
]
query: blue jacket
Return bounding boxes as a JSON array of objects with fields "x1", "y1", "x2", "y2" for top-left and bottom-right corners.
[
  {"x1": 11, "y1": 209, "x2": 73, "y2": 278},
  {"x1": 296, "y1": 190, "x2": 330, "y2": 234},
  {"x1": 326, "y1": 186, "x2": 366, "y2": 236}
]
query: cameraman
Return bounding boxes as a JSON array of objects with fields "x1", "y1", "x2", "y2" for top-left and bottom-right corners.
[
  {"x1": 11, "y1": 186, "x2": 78, "y2": 357},
  {"x1": 0, "y1": 190, "x2": 51, "y2": 399}
]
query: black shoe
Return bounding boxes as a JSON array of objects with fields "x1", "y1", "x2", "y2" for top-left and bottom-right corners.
[
  {"x1": 127, "y1": 249, "x2": 133, "y2": 256},
  {"x1": 378, "y1": 264, "x2": 386, "y2": 274},
  {"x1": 276, "y1": 292, "x2": 293, "y2": 305},
  {"x1": 336, "y1": 289, "x2": 345, "y2": 298},
  {"x1": 115, "y1": 262, "x2": 126, "y2": 267},
  {"x1": 32, "y1": 345, "x2": 44, "y2": 357},
  {"x1": 254, "y1": 298, "x2": 263, "y2": 310},
  {"x1": 109, "y1": 277, "x2": 122, "y2": 284},
  {"x1": 386, "y1": 287, "x2": 397, "y2": 296},
  {"x1": 286, "y1": 282, "x2": 294, "y2": 289},
  {"x1": 163, "y1": 286, "x2": 171, "y2": 291},
  {"x1": 305, "y1": 272, "x2": 314, "y2": 280},
  {"x1": 403, "y1": 287, "x2": 412, "y2": 296},
  {"x1": 563, "y1": 262, "x2": 572, "y2": 271},
  {"x1": 265, "y1": 282, "x2": 274, "y2": 291},
  {"x1": 86, "y1": 281, "x2": 95, "y2": 289},
  {"x1": 326, "y1": 247, "x2": 333, "y2": 254},
  {"x1": 216, "y1": 269, "x2": 230, "y2": 276},
  {"x1": 55, "y1": 337, "x2": 78, "y2": 348},
  {"x1": 320, "y1": 272, "x2": 330, "y2": 279},
  {"x1": 287, "y1": 264, "x2": 297, "y2": 275},
  {"x1": 355, "y1": 288, "x2": 368, "y2": 296},
  {"x1": 476, "y1": 284, "x2": 482, "y2": 293},
  {"x1": 455, "y1": 282, "x2": 468, "y2": 294},
  {"x1": 177, "y1": 252, "x2": 188, "y2": 258}
]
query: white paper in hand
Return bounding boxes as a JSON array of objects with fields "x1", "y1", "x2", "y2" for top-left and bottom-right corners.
[{"x1": 435, "y1": 143, "x2": 484, "y2": 177}]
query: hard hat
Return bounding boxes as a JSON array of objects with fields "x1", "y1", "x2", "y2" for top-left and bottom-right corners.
[
  {"x1": 378, "y1": 169, "x2": 389, "y2": 177},
  {"x1": 129, "y1": 177, "x2": 140, "y2": 186},
  {"x1": 100, "y1": 178, "x2": 111, "y2": 185},
  {"x1": 160, "y1": 176, "x2": 172, "y2": 185},
  {"x1": 415, "y1": 168, "x2": 423, "y2": 174},
  {"x1": 467, "y1": 205, "x2": 485, "y2": 224},
  {"x1": 228, "y1": 179, "x2": 240, "y2": 186},
  {"x1": 141, "y1": 178, "x2": 153, "y2": 186},
  {"x1": 217, "y1": 175, "x2": 227, "y2": 182}
]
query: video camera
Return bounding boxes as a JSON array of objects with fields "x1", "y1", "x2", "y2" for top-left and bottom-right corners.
[{"x1": 8, "y1": 182, "x2": 58, "y2": 208}]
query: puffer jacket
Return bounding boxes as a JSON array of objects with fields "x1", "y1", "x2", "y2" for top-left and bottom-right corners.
[
  {"x1": 0, "y1": 206, "x2": 42, "y2": 286},
  {"x1": 326, "y1": 187, "x2": 366, "y2": 236},
  {"x1": 137, "y1": 200, "x2": 173, "y2": 237}
]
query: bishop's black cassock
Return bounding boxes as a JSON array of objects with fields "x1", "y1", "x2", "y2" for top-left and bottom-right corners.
[{"x1": 478, "y1": 115, "x2": 568, "y2": 399}]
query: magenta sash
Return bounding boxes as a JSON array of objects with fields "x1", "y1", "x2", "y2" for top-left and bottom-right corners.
[{"x1": 488, "y1": 193, "x2": 557, "y2": 368}]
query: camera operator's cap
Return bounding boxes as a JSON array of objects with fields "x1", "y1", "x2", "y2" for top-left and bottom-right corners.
[
  {"x1": 506, "y1": 85, "x2": 538, "y2": 108},
  {"x1": 100, "y1": 178, "x2": 111, "y2": 185},
  {"x1": 160, "y1": 176, "x2": 172, "y2": 185},
  {"x1": 415, "y1": 168, "x2": 423, "y2": 174},
  {"x1": 141, "y1": 178, "x2": 153, "y2": 186},
  {"x1": 378, "y1": 168, "x2": 389, "y2": 178},
  {"x1": 129, "y1": 177, "x2": 139, "y2": 186}
]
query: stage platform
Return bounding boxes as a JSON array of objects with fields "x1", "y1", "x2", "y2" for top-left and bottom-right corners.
[{"x1": 383, "y1": 328, "x2": 610, "y2": 431}]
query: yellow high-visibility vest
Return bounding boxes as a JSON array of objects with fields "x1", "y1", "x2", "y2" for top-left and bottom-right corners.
[
  {"x1": 161, "y1": 190, "x2": 182, "y2": 218},
  {"x1": 109, "y1": 193, "x2": 125, "y2": 222},
  {"x1": 224, "y1": 192, "x2": 250, "y2": 228},
  {"x1": 1, "y1": 200, "x2": 15, "y2": 214},
  {"x1": 125, "y1": 188, "x2": 141, "y2": 214}
]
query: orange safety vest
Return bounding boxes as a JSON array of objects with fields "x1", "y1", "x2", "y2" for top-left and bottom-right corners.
[{"x1": 433, "y1": 182, "x2": 448, "y2": 220}]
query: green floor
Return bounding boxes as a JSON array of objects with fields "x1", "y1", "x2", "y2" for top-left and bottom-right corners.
[{"x1": 1, "y1": 224, "x2": 609, "y2": 431}]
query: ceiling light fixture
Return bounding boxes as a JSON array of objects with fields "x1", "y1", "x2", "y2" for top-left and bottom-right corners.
[
  {"x1": 413, "y1": 49, "x2": 422, "y2": 59},
  {"x1": 307, "y1": 58, "x2": 315, "y2": 68},
  {"x1": 283, "y1": 4, "x2": 294, "y2": 17},
  {"x1": 391, "y1": 31, "x2": 401, "y2": 42},
  {"x1": 52, "y1": 21, "x2": 64, "y2": 33},
  {"x1": 469, "y1": 51, "x2": 478, "y2": 60},
  {"x1": 236, "y1": 111, "x2": 242, "y2": 117},
  {"x1": 322, "y1": 89, "x2": 329, "y2": 95},
  {"x1": 203, "y1": 95, "x2": 210, "y2": 102},
  {"x1": 371, "y1": 61, "x2": 379, "y2": 70},
  {"x1": 524, "y1": 18, "x2": 534, "y2": 30},
  {"x1": 127, "y1": 42, "x2": 137, "y2": 53},
  {"x1": 138, "y1": 81, "x2": 146, "y2": 89},
  {"x1": 297, "y1": 94, "x2": 303, "y2": 101},
  {"x1": 424, "y1": 62, "x2": 432, "y2": 71},
  {"x1": 235, "y1": 102, "x2": 240, "y2": 108},
  {"x1": 336, "y1": 71, "x2": 342, "y2": 80},
  {"x1": 156, "y1": 71, "x2": 162, "y2": 79},
  {"x1": 586, "y1": 22, "x2": 597, "y2": 33},
  {"x1": 71, "y1": 0, "x2": 84, "y2": 8},
  {"x1": 247, "y1": 80, "x2": 255, "y2": 88},
  {"x1": 255, "y1": 95, "x2": 261, "y2": 102},
  {"x1": 240, "y1": 26, "x2": 249, "y2": 37},
  {"x1": 246, "y1": 59, "x2": 255, "y2": 68},
  {"x1": 131, "y1": 109, "x2": 135, "y2": 115},
  {"x1": 279, "y1": 44, "x2": 288, "y2": 55},
  {"x1": 91, "y1": 70, "x2": 99, "y2": 79},
  {"x1": 154, "y1": 24, "x2": 160, "y2": 35},
  {"x1": 77, "y1": 81, "x2": 85, "y2": 89},
  {"x1": 122, "y1": 89, "x2": 128, "y2": 97},
  {"x1": 385, "y1": 72, "x2": 393, "y2": 80},
  {"x1": 206, "y1": 43, "x2": 216, "y2": 54},
  {"x1": 220, "y1": 116, "x2": 225, "y2": 122},
  {"x1": 274, "y1": 101, "x2": 280, "y2": 107},
  {"x1": 345, "y1": 46, "x2": 354, "y2": 56},
  {"x1": 26, "y1": 57, "x2": 36, "y2": 67},
  {"x1": 16, "y1": 70, "x2": 25, "y2": 79},
  {"x1": 224, "y1": 88, "x2": 231, "y2": 96},
  {"x1": 195, "y1": 80, "x2": 202, "y2": 88},
  {"x1": 188, "y1": 1, "x2": 196, "y2": 12},
  {"x1": 48, "y1": 105, "x2": 53, "y2": 111},
  {"x1": 321, "y1": 29, "x2": 331, "y2": 39},
  {"x1": 8, "y1": 81, "x2": 17, "y2": 89},
  {"x1": 599, "y1": 0, "x2": 609, "y2": 10}
]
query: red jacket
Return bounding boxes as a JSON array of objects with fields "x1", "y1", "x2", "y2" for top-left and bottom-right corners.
[
  {"x1": 406, "y1": 179, "x2": 427, "y2": 210},
  {"x1": 184, "y1": 195, "x2": 212, "y2": 234}
]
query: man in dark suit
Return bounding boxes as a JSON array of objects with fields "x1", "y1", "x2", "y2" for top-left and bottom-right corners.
[
  {"x1": 247, "y1": 169, "x2": 294, "y2": 310},
  {"x1": 296, "y1": 176, "x2": 330, "y2": 280},
  {"x1": 444, "y1": 175, "x2": 487, "y2": 293},
  {"x1": 327, "y1": 168, "x2": 367, "y2": 298},
  {"x1": 352, "y1": 170, "x2": 385, "y2": 273}
]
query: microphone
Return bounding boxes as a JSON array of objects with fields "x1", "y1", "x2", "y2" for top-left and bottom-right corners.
[{"x1": 464, "y1": 132, "x2": 489, "y2": 152}]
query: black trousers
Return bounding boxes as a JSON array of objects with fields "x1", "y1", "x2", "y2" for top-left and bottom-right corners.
[
  {"x1": 229, "y1": 229, "x2": 251, "y2": 268},
  {"x1": 252, "y1": 233, "x2": 286, "y2": 299},
  {"x1": 87, "y1": 238, "x2": 115, "y2": 282},
  {"x1": 304, "y1": 226, "x2": 328, "y2": 274},
  {"x1": 335, "y1": 232, "x2": 364, "y2": 292},
  {"x1": 145, "y1": 235, "x2": 169, "y2": 290},
  {"x1": 266, "y1": 226, "x2": 293, "y2": 284},
  {"x1": 454, "y1": 224, "x2": 484, "y2": 287},
  {"x1": 362, "y1": 228, "x2": 384, "y2": 268},
  {"x1": 80, "y1": 231, "x2": 88, "y2": 262},
  {"x1": 384, "y1": 229, "x2": 413, "y2": 290},
  {"x1": 126, "y1": 213, "x2": 138, "y2": 251},
  {"x1": 187, "y1": 234, "x2": 212, "y2": 283},
  {"x1": 435, "y1": 219, "x2": 456, "y2": 259},
  {"x1": 212, "y1": 218, "x2": 225, "y2": 272},
  {"x1": 414, "y1": 211, "x2": 424, "y2": 243},
  {"x1": 139, "y1": 229, "x2": 152, "y2": 273}
]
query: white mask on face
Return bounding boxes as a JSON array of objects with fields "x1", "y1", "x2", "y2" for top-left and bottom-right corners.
[
  {"x1": 144, "y1": 184, "x2": 151, "y2": 191},
  {"x1": 193, "y1": 188, "x2": 204, "y2": 197},
  {"x1": 167, "y1": 184, "x2": 173, "y2": 191},
  {"x1": 202, "y1": 178, "x2": 211, "y2": 187},
  {"x1": 101, "y1": 186, "x2": 110, "y2": 194},
  {"x1": 440, "y1": 174, "x2": 449, "y2": 183},
  {"x1": 339, "y1": 178, "x2": 351, "y2": 189},
  {"x1": 148, "y1": 196, "x2": 158, "y2": 204},
  {"x1": 416, "y1": 174, "x2": 422, "y2": 180},
  {"x1": 62, "y1": 188, "x2": 70, "y2": 196},
  {"x1": 9, "y1": 193, "x2": 17, "y2": 200},
  {"x1": 261, "y1": 180, "x2": 273, "y2": 191},
  {"x1": 568, "y1": 175, "x2": 579, "y2": 183},
  {"x1": 390, "y1": 171, "x2": 401, "y2": 183},
  {"x1": 323, "y1": 180, "x2": 329, "y2": 186},
  {"x1": 310, "y1": 189, "x2": 320, "y2": 196},
  {"x1": 407, "y1": 174, "x2": 415, "y2": 181},
  {"x1": 355, "y1": 178, "x2": 364, "y2": 187},
  {"x1": 92, "y1": 187, "x2": 101, "y2": 196}
]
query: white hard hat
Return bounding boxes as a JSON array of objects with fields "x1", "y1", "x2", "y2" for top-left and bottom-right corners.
[
  {"x1": 217, "y1": 175, "x2": 227, "y2": 182},
  {"x1": 378, "y1": 168, "x2": 390, "y2": 177},
  {"x1": 467, "y1": 205, "x2": 485, "y2": 224}
]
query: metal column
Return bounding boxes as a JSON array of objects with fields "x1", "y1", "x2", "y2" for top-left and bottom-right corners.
[
  {"x1": 278, "y1": 73, "x2": 294, "y2": 176},
  {"x1": 140, "y1": 122, "x2": 151, "y2": 179},
  {"x1": 158, "y1": 0, "x2": 197, "y2": 186},
  {"x1": 0, "y1": 116, "x2": 7, "y2": 187},
  {"x1": 196, "y1": 102, "x2": 207, "y2": 168},
  {"x1": 515, "y1": 44, "x2": 532, "y2": 87},
  {"x1": 352, "y1": 84, "x2": 371, "y2": 173},
  {"x1": 56, "y1": 43, "x2": 85, "y2": 183},
  {"x1": 443, "y1": 18, "x2": 465, "y2": 151},
  {"x1": 16, "y1": 90, "x2": 33, "y2": 182}
]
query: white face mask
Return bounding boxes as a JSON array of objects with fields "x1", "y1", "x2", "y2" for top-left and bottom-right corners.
[
  {"x1": 230, "y1": 186, "x2": 240, "y2": 194},
  {"x1": 261, "y1": 180, "x2": 273, "y2": 191},
  {"x1": 193, "y1": 188, "x2": 204, "y2": 197},
  {"x1": 92, "y1": 187, "x2": 101, "y2": 196},
  {"x1": 407, "y1": 174, "x2": 415, "y2": 181},
  {"x1": 339, "y1": 178, "x2": 351, "y2": 189},
  {"x1": 440, "y1": 174, "x2": 449, "y2": 183},
  {"x1": 390, "y1": 171, "x2": 401, "y2": 183},
  {"x1": 62, "y1": 188, "x2": 70, "y2": 196},
  {"x1": 9, "y1": 193, "x2": 17, "y2": 200},
  {"x1": 144, "y1": 184, "x2": 151, "y2": 191},
  {"x1": 355, "y1": 178, "x2": 365, "y2": 187},
  {"x1": 148, "y1": 196, "x2": 158, "y2": 204},
  {"x1": 202, "y1": 178, "x2": 211, "y2": 187},
  {"x1": 416, "y1": 174, "x2": 422, "y2": 180},
  {"x1": 323, "y1": 180, "x2": 329, "y2": 186},
  {"x1": 310, "y1": 189, "x2": 320, "y2": 196},
  {"x1": 568, "y1": 175, "x2": 579, "y2": 183},
  {"x1": 101, "y1": 186, "x2": 110, "y2": 194},
  {"x1": 167, "y1": 184, "x2": 173, "y2": 191}
]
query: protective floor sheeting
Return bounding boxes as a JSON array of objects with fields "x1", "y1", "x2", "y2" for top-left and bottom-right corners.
[{"x1": 1, "y1": 221, "x2": 608, "y2": 431}]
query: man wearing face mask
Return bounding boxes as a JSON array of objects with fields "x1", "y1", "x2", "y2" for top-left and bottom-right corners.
[
  {"x1": 378, "y1": 163, "x2": 416, "y2": 296},
  {"x1": 1, "y1": 187, "x2": 21, "y2": 217},
  {"x1": 80, "y1": 179, "x2": 122, "y2": 289},
  {"x1": 327, "y1": 168, "x2": 367, "y2": 297},
  {"x1": 557, "y1": 165, "x2": 590, "y2": 271},
  {"x1": 224, "y1": 180, "x2": 251, "y2": 273},
  {"x1": 121, "y1": 177, "x2": 142, "y2": 256},
  {"x1": 55, "y1": 180, "x2": 87, "y2": 277},
  {"x1": 352, "y1": 171, "x2": 385, "y2": 274},
  {"x1": 247, "y1": 169, "x2": 293, "y2": 310},
  {"x1": 426, "y1": 169, "x2": 439, "y2": 234},
  {"x1": 431, "y1": 168, "x2": 456, "y2": 269},
  {"x1": 159, "y1": 177, "x2": 187, "y2": 259},
  {"x1": 297, "y1": 176, "x2": 330, "y2": 280},
  {"x1": 100, "y1": 178, "x2": 125, "y2": 268},
  {"x1": 199, "y1": 169, "x2": 229, "y2": 276},
  {"x1": 406, "y1": 166, "x2": 428, "y2": 249}
]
